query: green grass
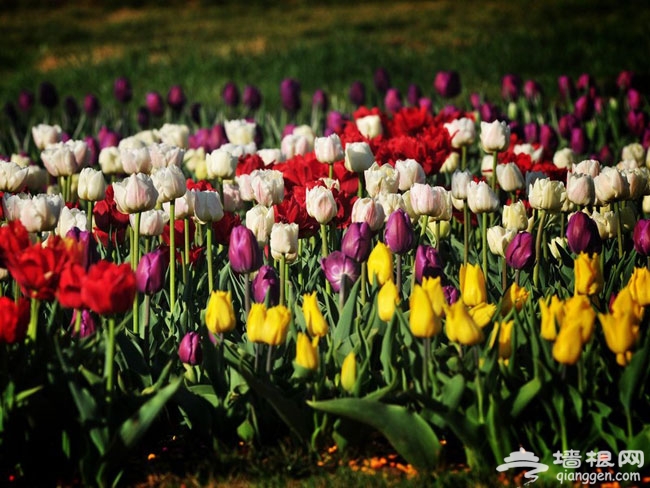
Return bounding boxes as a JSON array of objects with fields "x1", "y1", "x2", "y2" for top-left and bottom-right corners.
[{"x1": 2, "y1": 0, "x2": 650, "y2": 118}]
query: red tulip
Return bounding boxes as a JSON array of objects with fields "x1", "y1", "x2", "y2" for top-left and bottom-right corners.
[
  {"x1": 82, "y1": 261, "x2": 136, "y2": 315},
  {"x1": 0, "y1": 297, "x2": 30, "y2": 344},
  {"x1": 57, "y1": 262, "x2": 87, "y2": 309}
]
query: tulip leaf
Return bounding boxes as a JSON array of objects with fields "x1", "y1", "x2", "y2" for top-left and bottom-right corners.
[
  {"x1": 510, "y1": 377, "x2": 542, "y2": 418},
  {"x1": 119, "y1": 376, "x2": 182, "y2": 449},
  {"x1": 440, "y1": 374, "x2": 465, "y2": 412},
  {"x1": 308, "y1": 397, "x2": 440, "y2": 470},
  {"x1": 619, "y1": 338, "x2": 649, "y2": 413},
  {"x1": 332, "y1": 277, "x2": 361, "y2": 347}
]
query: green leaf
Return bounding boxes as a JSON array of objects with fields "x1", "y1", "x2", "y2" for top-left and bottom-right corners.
[
  {"x1": 440, "y1": 374, "x2": 465, "y2": 412},
  {"x1": 119, "y1": 376, "x2": 182, "y2": 449},
  {"x1": 619, "y1": 338, "x2": 650, "y2": 412},
  {"x1": 14, "y1": 385, "x2": 44, "y2": 406},
  {"x1": 510, "y1": 377, "x2": 542, "y2": 418},
  {"x1": 308, "y1": 398, "x2": 440, "y2": 470},
  {"x1": 332, "y1": 277, "x2": 361, "y2": 347},
  {"x1": 187, "y1": 384, "x2": 220, "y2": 408}
]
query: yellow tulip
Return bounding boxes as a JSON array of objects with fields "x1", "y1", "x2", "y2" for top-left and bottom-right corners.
[
  {"x1": 611, "y1": 286, "x2": 644, "y2": 325},
  {"x1": 490, "y1": 320, "x2": 514, "y2": 359},
  {"x1": 341, "y1": 351, "x2": 357, "y2": 393},
  {"x1": 616, "y1": 351, "x2": 633, "y2": 367},
  {"x1": 378, "y1": 280, "x2": 400, "y2": 322},
  {"x1": 459, "y1": 263, "x2": 487, "y2": 307},
  {"x1": 445, "y1": 300, "x2": 484, "y2": 346},
  {"x1": 295, "y1": 333, "x2": 318, "y2": 370},
  {"x1": 469, "y1": 302, "x2": 497, "y2": 328},
  {"x1": 302, "y1": 292, "x2": 329, "y2": 337},
  {"x1": 260, "y1": 305, "x2": 291, "y2": 346},
  {"x1": 598, "y1": 312, "x2": 636, "y2": 355},
  {"x1": 562, "y1": 295, "x2": 595, "y2": 343},
  {"x1": 627, "y1": 267, "x2": 650, "y2": 306},
  {"x1": 409, "y1": 284, "x2": 441, "y2": 338},
  {"x1": 205, "y1": 290, "x2": 236, "y2": 335},
  {"x1": 422, "y1": 276, "x2": 447, "y2": 317},
  {"x1": 501, "y1": 282, "x2": 530, "y2": 315},
  {"x1": 246, "y1": 303, "x2": 267, "y2": 343},
  {"x1": 574, "y1": 253, "x2": 603, "y2": 296},
  {"x1": 552, "y1": 323, "x2": 583, "y2": 365},
  {"x1": 539, "y1": 295, "x2": 563, "y2": 341},
  {"x1": 367, "y1": 241, "x2": 393, "y2": 286}
]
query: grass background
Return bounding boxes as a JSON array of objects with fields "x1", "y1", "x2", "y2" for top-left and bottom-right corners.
[{"x1": 2, "y1": 0, "x2": 650, "y2": 121}]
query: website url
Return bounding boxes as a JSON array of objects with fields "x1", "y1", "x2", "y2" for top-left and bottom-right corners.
[{"x1": 557, "y1": 471, "x2": 641, "y2": 484}]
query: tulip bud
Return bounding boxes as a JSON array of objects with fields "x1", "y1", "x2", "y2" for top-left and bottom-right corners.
[
  {"x1": 306, "y1": 186, "x2": 337, "y2": 224},
  {"x1": 552, "y1": 323, "x2": 583, "y2": 365},
  {"x1": 565, "y1": 173, "x2": 595, "y2": 207},
  {"x1": 112, "y1": 173, "x2": 159, "y2": 214},
  {"x1": 222, "y1": 82, "x2": 240, "y2": 107},
  {"x1": 0, "y1": 161, "x2": 29, "y2": 193},
  {"x1": 505, "y1": 232, "x2": 535, "y2": 270},
  {"x1": 341, "y1": 222, "x2": 373, "y2": 262},
  {"x1": 340, "y1": 352, "x2": 357, "y2": 393},
  {"x1": 136, "y1": 248, "x2": 167, "y2": 295},
  {"x1": 434, "y1": 70, "x2": 461, "y2": 98},
  {"x1": 295, "y1": 333, "x2": 318, "y2": 371},
  {"x1": 459, "y1": 263, "x2": 487, "y2": 307},
  {"x1": 467, "y1": 181, "x2": 500, "y2": 214},
  {"x1": 633, "y1": 219, "x2": 650, "y2": 256},
  {"x1": 113, "y1": 77, "x2": 132, "y2": 104},
  {"x1": 229, "y1": 225, "x2": 262, "y2": 274},
  {"x1": 302, "y1": 292, "x2": 328, "y2": 337},
  {"x1": 245, "y1": 204, "x2": 275, "y2": 247},
  {"x1": 539, "y1": 295, "x2": 563, "y2": 341},
  {"x1": 378, "y1": 280, "x2": 400, "y2": 322},
  {"x1": 384, "y1": 209, "x2": 414, "y2": 254},
  {"x1": 415, "y1": 244, "x2": 443, "y2": 284},
  {"x1": 502, "y1": 201, "x2": 528, "y2": 231},
  {"x1": 528, "y1": 178, "x2": 566, "y2": 211},
  {"x1": 496, "y1": 163, "x2": 524, "y2": 192},
  {"x1": 367, "y1": 242, "x2": 393, "y2": 286},
  {"x1": 593, "y1": 167, "x2": 629, "y2": 204},
  {"x1": 351, "y1": 197, "x2": 385, "y2": 232},
  {"x1": 344, "y1": 142, "x2": 375, "y2": 173},
  {"x1": 394, "y1": 159, "x2": 425, "y2": 191},
  {"x1": 487, "y1": 225, "x2": 516, "y2": 257},
  {"x1": 251, "y1": 169, "x2": 285, "y2": 207},
  {"x1": 243, "y1": 85, "x2": 262, "y2": 111},
  {"x1": 56, "y1": 207, "x2": 87, "y2": 236},
  {"x1": 149, "y1": 142, "x2": 184, "y2": 170},
  {"x1": 314, "y1": 133, "x2": 344, "y2": 164},
  {"x1": 252, "y1": 265, "x2": 279, "y2": 306},
  {"x1": 260, "y1": 305, "x2": 291, "y2": 346},
  {"x1": 574, "y1": 253, "x2": 603, "y2": 296},
  {"x1": 444, "y1": 118, "x2": 476, "y2": 149},
  {"x1": 270, "y1": 222, "x2": 299, "y2": 263},
  {"x1": 77, "y1": 167, "x2": 107, "y2": 202},
  {"x1": 224, "y1": 119, "x2": 256, "y2": 146},
  {"x1": 445, "y1": 300, "x2": 484, "y2": 346},
  {"x1": 409, "y1": 184, "x2": 452, "y2": 220},
  {"x1": 280, "y1": 78, "x2": 301, "y2": 115},
  {"x1": 408, "y1": 284, "x2": 440, "y2": 338},
  {"x1": 321, "y1": 251, "x2": 360, "y2": 293},
  {"x1": 566, "y1": 212, "x2": 602, "y2": 255},
  {"x1": 451, "y1": 170, "x2": 472, "y2": 200},
  {"x1": 193, "y1": 190, "x2": 224, "y2": 224},
  {"x1": 364, "y1": 162, "x2": 399, "y2": 197},
  {"x1": 205, "y1": 290, "x2": 236, "y2": 335},
  {"x1": 480, "y1": 120, "x2": 510, "y2": 153},
  {"x1": 178, "y1": 331, "x2": 202, "y2": 365}
]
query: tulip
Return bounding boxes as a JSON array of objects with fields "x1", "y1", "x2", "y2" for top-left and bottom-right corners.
[
  {"x1": 280, "y1": 78, "x2": 301, "y2": 115},
  {"x1": 245, "y1": 204, "x2": 275, "y2": 247},
  {"x1": 395, "y1": 159, "x2": 425, "y2": 191},
  {"x1": 502, "y1": 201, "x2": 528, "y2": 231},
  {"x1": 574, "y1": 252, "x2": 603, "y2": 296},
  {"x1": 467, "y1": 181, "x2": 499, "y2": 214},
  {"x1": 250, "y1": 169, "x2": 285, "y2": 207},
  {"x1": 77, "y1": 167, "x2": 107, "y2": 202},
  {"x1": 252, "y1": 265, "x2": 279, "y2": 306},
  {"x1": 434, "y1": 70, "x2": 461, "y2": 98},
  {"x1": 384, "y1": 209, "x2": 414, "y2": 255},
  {"x1": 528, "y1": 178, "x2": 566, "y2": 211},
  {"x1": 566, "y1": 212, "x2": 602, "y2": 255},
  {"x1": 622, "y1": 169, "x2": 647, "y2": 201},
  {"x1": 421, "y1": 276, "x2": 447, "y2": 317},
  {"x1": 314, "y1": 133, "x2": 344, "y2": 164},
  {"x1": 356, "y1": 114, "x2": 383, "y2": 139},
  {"x1": 444, "y1": 118, "x2": 476, "y2": 149},
  {"x1": 384, "y1": 88, "x2": 402, "y2": 113},
  {"x1": 229, "y1": 225, "x2": 262, "y2": 274},
  {"x1": 82, "y1": 261, "x2": 136, "y2": 315},
  {"x1": 70, "y1": 309, "x2": 96, "y2": 338},
  {"x1": 565, "y1": 172, "x2": 595, "y2": 206},
  {"x1": 270, "y1": 222, "x2": 299, "y2": 263},
  {"x1": 0, "y1": 297, "x2": 30, "y2": 344},
  {"x1": 626, "y1": 267, "x2": 650, "y2": 306},
  {"x1": 149, "y1": 142, "x2": 184, "y2": 169},
  {"x1": 205, "y1": 290, "x2": 236, "y2": 335},
  {"x1": 113, "y1": 77, "x2": 132, "y2": 104},
  {"x1": 450, "y1": 170, "x2": 472, "y2": 201},
  {"x1": 496, "y1": 163, "x2": 524, "y2": 192},
  {"x1": 378, "y1": 280, "x2": 400, "y2": 322},
  {"x1": 480, "y1": 120, "x2": 510, "y2": 154},
  {"x1": 570, "y1": 127, "x2": 588, "y2": 155},
  {"x1": 410, "y1": 183, "x2": 452, "y2": 219},
  {"x1": 445, "y1": 300, "x2": 483, "y2": 346},
  {"x1": 145, "y1": 91, "x2": 165, "y2": 117},
  {"x1": 246, "y1": 303, "x2": 267, "y2": 343},
  {"x1": 0, "y1": 161, "x2": 28, "y2": 193},
  {"x1": 135, "y1": 248, "x2": 167, "y2": 295},
  {"x1": 242, "y1": 85, "x2": 262, "y2": 111},
  {"x1": 344, "y1": 142, "x2": 375, "y2": 173},
  {"x1": 539, "y1": 295, "x2": 563, "y2": 341},
  {"x1": 302, "y1": 292, "x2": 328, "y2": 337},
  {"x1": 501, "y1": 283, "x2": 530, "y2": 315},
  {"x1": 306, "y1": 186, "x2": 337, "y2": 225},
  {"x1": 552, "y1": 323, "x2": 583, "y2": 365},
  {"x1": 367, "y1": 242, "x2": 393, "y2": 286},
  {"x1": 409, "y1": 284, "x2": 441, "y2": 338},
  {"x1": 562, "y1": 295, "x2": 596, "y2": 345},
  {"x1": 167, "y1": 84, "x2": 187, "y2": 112},
  {"x1": 222, "y1": 82, "x2": 240, "y2": 107},
  {"x1": 505, "y1": 232, "x2": 535, "y2": 270},
  {"x1": 364, "y1": 163, "x2": 398, "y2": 197},
  {"x1": 491, "y1": 321, "x2": 514, "y2": 359},
  {"x1": 193, "y1": 190, "x2": 224, "y2": 224},
  {"x1": 18, "y1": 193, "x2": 63, "y2": 233},
  {"x1": 40, "y1": 142, "x2": 80, "y2": 177},
  {"x1": 258, "y1": 305, "x2": 291, "y2": 346},
  {"x1": 350, "y1": 197, "x2": 385, "y2": 232},
  {"x1": 321, "y1": 251, "x2": 360, "y2": 293},
  {"x1": 341, "y1": 222, "x2": 373, "y2": 262},
  {"x1": 340, "y1": 352, "x2": 357, "y2": 393},
  {"x1": 487, "y1": 225, "x2": 515, "y2": 257},
  {"x1": 18, "y1": 90, "x2": 35, "y2": 113},
  {"x1": 56, "y1": 207, "x2": 87, "y2": 236},
  {"x1": 459, "y1": 263, "x2": 487, "y2": 307},
  {"x1": 178, "y1": 331, "x2": 203, "y2": 365},
  {"x1": 295, "y1": 333, "x2": 318, "y2": 371},
  {"x1": 151, "y1": 166, "x2": 187, "y2": 204},
  {"x1": 414, "y1": 244, "x2": 443, "y2": 283},
  {"x1": 113, "y1": 173, "x2": 158, "y2": 214},
  {"x1": 599, "y1": 311, "x2": 636, "y2": 355},
  {"x1": 593, "y1": 167, "x2": 629, "y2": 204},
  {"x1": 468, "y1": 302, "x2": 496, "y2": 328}
]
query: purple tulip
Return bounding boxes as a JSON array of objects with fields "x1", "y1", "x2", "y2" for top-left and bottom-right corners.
[
  {"x1": 66, "y1": 228, "x2": 100, "y2": 271},
  {"x1": 222, "y1": 82, "x2": 240, "y2": 107},
  {"x1": 574, "y1": 95, "x2": 594, "y2": 121},
  {"x1": 558, "y1": 114, "x2": 579, "y2": 139},
  {"x1": 70, "y1": 309, "x2": 97, "y2": 339},
  {"x1": 505, "y1": 232, "x2": 535, "y2": 270},
  {"x1": 18, "y1": 90, "x2": 34, "y2": 112},
  {"x1": 524, "y1": 123, "x2": 540, "y2": 143},
  {"x1": 84, "y1": 136, "x2": 99, "y2": 166},
  {"x1": 577, "y1": 73, "x2": 595, "y2": 93},
  {"x1": 348, "y1": 81, "x2": 366, "y2": 107},
  {"x1": 434, "y1": 71, "x2": 461, "y2": 99},
  {"x1": 469, "y1": 92, "x2": 482, "y2": 110},
  {"x1": 321, "y1": 251, "x2": 360, "y2": 293},
  {"x1": 243, "y1": 85, "x2": 262, "y2": 111},
  {"x1": 598, "y1": 145, "x2": 614, "y2": 166},
  {"x1": 146, "y1": 91, "x2": 165, "y2": 117},
  {"x1": 211, "y1": 124, "x2": 229, "y2": 150},
  {"x1": 98, "y1": 126, "x2": 121, "y2": 148},
  {"x1": 39, "y1": 81, "x2": 59, "y2": 109},
  {"x1": 312, "y1": 89, "x2": 329, "y2": 111},
  {"x1": 83, "y1": 93, "x2": 100, "y2": 118},
  {"x1": 523, "y1": 79, "x2": 543, "y2": 101},
  {"x1": 617, "y1": 70, "x2": 636, "y2": 91},
  {"x1": 136, "y1": 248, "x2": 167, "y2": 295},
  {"x1": 64, "y1": 96, "x2": 80, "y2": 119},
  {"x1": 557, "y1": 75, "x2": 576, "y2": 101},
  {"x1": 113, "y1": 77, "x2": 132, "y2": 104},
  {"x1": 341, "y1": 222, "x2": 373, "y2": 262},
  {"x1": 633, "y1": 219, "x2": 650, "y2": 256},
  {"x1": 627, "y1": 89, "x2": 643, "y2": 111},
  {"x1": 252, "y1": 265, "x2": 279, "y2": 306},
  {"x1": 480, "y1": 102, "x2": 500, "y2": 123},
  {"x1": 418, "y1": 97, "x2": 433, "y2": 113},
  {"x1": 570, "y1": 126, "x2": 588, "y2": 155},
  {"x1": 627, "y1": 110, "x2": 647, "y2": 137},
  {"x1": 415, "y1": 245, "x2": 443, "y2": 284},
  {"x1": 566, "y1": 212, "x2": 602, "y2": 255},
  {"x1": 540, "y1": 124, "x2": 558, "y2": 154},
  {"x1": 373, "y1": 67, "x2": 391, "y2": 94},
  {"x1": 443, "y1": 285, "x2": 460, "y2": 306},
  {"x1": 280, "y1": 78, "x2": 301, "y2": 114},
  {"x1": 167, "y1": 85, "x2": 187, "y2": 112},
  {"x1": 326, "y1": 110, "x2": 347, "y2": 134},
  {"x1": 384, "y1": 88, "x2": 402, "y2": 113},
  {"x1": 137, "y1": 107, "x2": 150, "y2": 129},
  {"x1": 384, "y1": 209, "x2": 414, "y2": 255},
  {"x1": 501, "y1": 73, "x2": 522, "y2": 100},
  {"x1": 229, "y1": 226, "x2": 262, "y2": 274},
  {"x1": 407, "y1": 84, "x2": 422, "y2": 106},
  {"x1": 178, "y1": 331, "x2": 202, "y2": 365}
]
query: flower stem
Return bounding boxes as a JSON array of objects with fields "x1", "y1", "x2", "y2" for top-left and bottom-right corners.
[
  {"x1": 461, "y1": 145, "x2": 467, "y2": 171},
  {"x1": 491, "y1": 151, "x2": 498, "y2": 191},
  {"x1": 396, "y1": 254, "x2": 402, "y2": 295},
  {"x1": 481, "y1": 212, "x2": 488, "y2": 280},
  {"x1": 279, "y1": 254, "x2": 286, "y2": 307},
  {"x1": 132, "y1": 212, "x2": 141, "y2": 335},
  {"x1": 423, "y1": 337, "x2": 431, "y2": 394},
  {"x1": 28, "y1": 297, "x2": 39, "y2": 342},
  {"x1": 463, "y1": 202, "x2": 470, "y2": 265},
  {"x1": 339, "y1": 274, "x2": 348, "y2": 311},
  {"x1": 243, "y1": 272, "x2": 251, "y2": 318},
  {"x1": 320, "y1": 223, "x2": 328, "y2": 258},
  {"x1": 169, "y1": 201, "x2": 176, "y2": 310},
  {"x1": 533, "y1": 210, "x2": 547, "y2": 289},
  {"x1": 105, "y1": 316, "x2": 116, "y2": 400},
  {"x1": 615, "y1": 201, "x2": 624, "y2": 260},
  {"x1": 206, "y1": 224, "x2": 214, "y2": 292},
  {"x1": 266, "y1": 345, "x2": 273, "y2": 374},
  {"x1": 183, "y1": 217, "x2": 190, "y2": 283},
  {"x1": 328, "y1": 163, "x2": 334, "y2": 180}
]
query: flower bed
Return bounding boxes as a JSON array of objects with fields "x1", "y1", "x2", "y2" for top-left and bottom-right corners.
[{"x1": 1, "y1": 71, "x2": 649, "y2": 486}]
